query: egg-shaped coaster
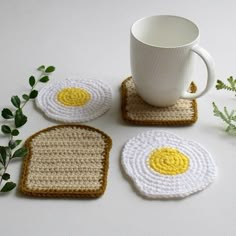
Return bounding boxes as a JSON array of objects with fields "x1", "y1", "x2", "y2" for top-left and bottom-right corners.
[
  {"x1": 121, "y1": 131, "x2": 217, "y2": 199},
  {"x1": 36, "y1": 78, "x2": 112, "y2": 123},
  {"x1": 20, "y1": 125, "x2": 112, "y2": 198}
]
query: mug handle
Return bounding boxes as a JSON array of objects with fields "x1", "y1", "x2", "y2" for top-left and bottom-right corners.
[{"x1": 181, "y1": 44, "x2": 215, "y2": 99}]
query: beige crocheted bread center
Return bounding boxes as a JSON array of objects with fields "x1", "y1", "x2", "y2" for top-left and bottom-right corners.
[{"x1": 20, "y1": 125, "x2": 112, "y2": 198}]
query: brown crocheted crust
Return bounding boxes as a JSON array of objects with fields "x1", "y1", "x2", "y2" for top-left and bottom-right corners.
[
  {"x1": 121, "y1": 77, "x2": 198, "y2": 126},
  {"x1": 20, "y1": 125, "x2": 112, "y2": 198}
]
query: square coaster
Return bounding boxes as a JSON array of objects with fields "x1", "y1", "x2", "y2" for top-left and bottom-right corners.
[
  {"x1": 20, "y1": 125, "x2": 112, "y2": 198},
  {"x1": 121, "y1": 77, "x2": 198, "y2": 126}
]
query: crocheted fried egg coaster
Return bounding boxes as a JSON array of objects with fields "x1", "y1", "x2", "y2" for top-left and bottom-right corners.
[
  {"x1": 121, "y1": 131, "x2": 217, "y2": 199},
  {"x1": 121, "y1": 77, "x2": 198, "y2": 126},
  {"x1": 36, "y1": 79, "x2": 112, "y2": 122},
  {"x1": 20, "y1": 125, "x2": 112, "y2": 198}
]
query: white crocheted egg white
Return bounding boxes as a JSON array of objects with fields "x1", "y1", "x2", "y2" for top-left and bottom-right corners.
[
  {"x1": 121, "y1": 131, "x2": 217, "y2": 199},
  {"x1": 36, "y1": 79, "x2": 112, "y2": 122}
]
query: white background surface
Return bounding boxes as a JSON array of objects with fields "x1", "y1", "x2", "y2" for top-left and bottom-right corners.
[{"x1": 0, "y1": 0, "x2": 236, "y2": 235}]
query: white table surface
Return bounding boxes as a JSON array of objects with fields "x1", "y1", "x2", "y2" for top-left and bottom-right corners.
[{"x1": 1, "y1": 0, "x2": 236, "y2": 235}]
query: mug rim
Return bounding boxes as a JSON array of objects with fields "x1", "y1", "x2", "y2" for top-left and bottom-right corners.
[{"x1": 131, "y1": 15, "x2": 200, "y2": 49}]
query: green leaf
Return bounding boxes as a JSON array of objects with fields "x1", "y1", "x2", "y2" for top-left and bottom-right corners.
[
  {"x1": 15, "y1": 109, "x2": 27, "y2": 128},
  {"x1": 37, "y1": 65, "x2": 45, "y2": 71},
  {"x1": 12, "y1": 146, "x2": 28, "y2": 158},
  {"x1": 0, "y1": 147, "x2": 7, "y2": 166},
  {"x1": 227, "y1": 76, "x2": 233, "y2": 83},
  {"x1": 224, "y1": 107, "x2": 230, "y2": 119},
  {"x1": 213, "y1": 102, "x2": 220, "y2": 115},
  {"x1": 39, "y1": 76, "x2": 49, "y2": 83},
  {"x1": 8, "y1": 140, "x2": 22, "y2": 149},
  {"x1": 227, "y1": 76, "x2": 236, "y2": 89},
  {"x1": 2, "y1": 173, "x2": 10, "y2": 180},
  {"x1": 11, "y1": 129, "x2": 19, "y2": 136},
  {"x1": 1, "y1": 108, "x2": 13, "y2": 119},
  {"x1": 0, "y1": 182, "x2": 16, "y2": 192},
  {"x1": 1, "y1": 125, "x2": 11, "y2": 134},
  {"x1": 45, "y1": 66, "x2": 55, "y2": 73},
  {"x1": 11, "y1": 96, "x2": 21, "y2": 108},
  {"x1": 29, "y1": 76, "x2": 36, "y2": 87},
  {"x1": 29, "y1": 90, "x2": 38, "y2": 99},
  {"x1": 22, "y1": 94, "x2": 29, "y2": 101},
  {"x1": 215, "y1": 80, "x2": 224, "y2": 90}
]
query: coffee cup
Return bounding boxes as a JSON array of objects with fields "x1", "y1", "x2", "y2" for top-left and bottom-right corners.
[{"x1": 130, "y1": 15, "x2": 215, "y2": 107}]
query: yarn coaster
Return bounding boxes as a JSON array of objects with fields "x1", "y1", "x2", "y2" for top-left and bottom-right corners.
[
  {"x1": 121, "y1": 77, "x2": 198, "y2": 126},
  {"x1": 121, "y1": 131, "x2": 217, "y2": 199},
  {"x1": 36, "y1": 78, "x2": 112, "y2": 123},
  {"x1": 20, "y1": 125, "x2": 112, "y2": 198}
]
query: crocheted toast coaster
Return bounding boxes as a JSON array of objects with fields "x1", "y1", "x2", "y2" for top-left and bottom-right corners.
[
  {"x1": 121, "y1": 77, "x2": 198, "y2": 126},
  {"x1": 20, "y1": 125, "x2": 112, "y2": 198},
  {"x1": 121, "y1": 131, "x2": 217, "y2": 199},
  {"x1": 36, "y1": 78, "x2": 112, "y2": 123}
]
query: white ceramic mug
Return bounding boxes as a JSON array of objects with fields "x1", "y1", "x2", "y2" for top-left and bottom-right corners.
[{"x1": 130, "y1": 15, "x2": 215, "y2": 107}]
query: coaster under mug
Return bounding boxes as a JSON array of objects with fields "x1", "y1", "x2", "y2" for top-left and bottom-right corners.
[{"x1": 121, "y1": 77, "x2": 198, "y2": 126}]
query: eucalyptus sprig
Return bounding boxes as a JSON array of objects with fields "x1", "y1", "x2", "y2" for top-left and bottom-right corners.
[
  {"x1": 213, "y1": 76, "x2": 236, "y2": 133},
  {"x1": 0, "y1": 65, "x2": 55, "y2": 193}
]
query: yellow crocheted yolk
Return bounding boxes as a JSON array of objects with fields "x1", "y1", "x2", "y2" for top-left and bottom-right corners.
[
  {"x1": 148, "y1": 147, "x2": 189, "y2": 175},
  {"x1": 57, "y1": 87, "x2": 91, "y2": 106}
]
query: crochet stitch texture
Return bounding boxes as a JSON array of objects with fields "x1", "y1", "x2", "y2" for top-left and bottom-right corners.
[
  {"x1": 20, "y1": 125, "x2": 112, "y2": 198},
  {"x1": 121, "y1": 77, "x2": 198, "y2": 125},
  {"x1": 121, "y1": 131, "x2": 217, "y2": 199},
  {"x1": 36, "y1": 78, "x2": 112, "y2": 123}
]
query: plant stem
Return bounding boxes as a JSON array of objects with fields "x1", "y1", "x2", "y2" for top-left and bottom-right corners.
[
  {"x1": 0, "y1": 66, "x2": 55, "y2": 192},
  {"x1": 0, "y1": 73, "x2": 44, "y2": 190}
]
